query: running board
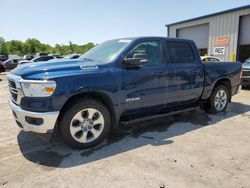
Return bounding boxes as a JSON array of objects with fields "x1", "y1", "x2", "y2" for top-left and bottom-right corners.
[{"x1": 120, "y1": 106, "x2": 200, "y2": 125}]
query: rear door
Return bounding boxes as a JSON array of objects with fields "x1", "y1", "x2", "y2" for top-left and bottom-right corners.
[
  {"x1": 164, "y1": 40, "x2": 204, "y2": 104},
  {"x1": 12, "y1": 59, "x2": 18, "y2": 68},
  {"x1": 5, "y1": 60, "x2": 13, "y2": 69},
  {"x1": 6, "y1": 60, "x2": 17, "y2": 69},
  {"x1": 119, "y1": 40, "x2": 168, "y2": 114}
]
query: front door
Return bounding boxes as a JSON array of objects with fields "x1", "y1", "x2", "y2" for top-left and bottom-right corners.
[{"x1": 119, "y1": 40, "x2": 168, "y2": 114}]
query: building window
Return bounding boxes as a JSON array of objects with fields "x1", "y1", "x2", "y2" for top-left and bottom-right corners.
[{"x1": 199, "y1": 48, "x2": 208, "y2": 56}]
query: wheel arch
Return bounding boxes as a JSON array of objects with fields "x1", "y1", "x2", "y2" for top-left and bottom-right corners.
[
  {"x1": 212, "y1": 78, "x2": 232, "y2": 101},
  {"x1": 58, "y1": 91, "x2": 118, "y2": 129}
]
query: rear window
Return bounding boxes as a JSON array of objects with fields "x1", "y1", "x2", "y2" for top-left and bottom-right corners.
[{"x1": 166, "y1": 41, "x2": 195, "y2": 64}]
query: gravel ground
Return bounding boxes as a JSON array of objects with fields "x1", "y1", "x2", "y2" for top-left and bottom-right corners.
[{"x1": 0, "y1": 72, "x2": 250, "y2": 188}]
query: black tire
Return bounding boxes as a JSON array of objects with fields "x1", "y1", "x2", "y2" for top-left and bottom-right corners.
[
  {"x1": 59, "y1": 98, "x2": 111, "y2": 149},
  {"x1": 208, "y1": 85, "x2": 230, "y2": 113}
]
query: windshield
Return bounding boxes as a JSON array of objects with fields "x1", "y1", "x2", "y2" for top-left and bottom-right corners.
[
  {"x1": 79, "y1": 39, "x2": 132, "y2": 63},
  {"x1": 30, "y1": 58, "x2": 35, "y2": 62}
]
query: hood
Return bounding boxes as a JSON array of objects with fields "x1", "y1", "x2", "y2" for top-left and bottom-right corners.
[{"x1": 10, "y1": 59, "x2": 104, "y2": 80}]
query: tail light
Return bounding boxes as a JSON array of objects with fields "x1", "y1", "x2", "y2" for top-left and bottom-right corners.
[{"x1": 0, "y1": 62, "x2": 5, "y2": 68}]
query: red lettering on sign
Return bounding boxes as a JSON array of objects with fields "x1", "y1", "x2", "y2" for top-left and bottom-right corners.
[{"x1": 214, "y1": 37, "x2": 230, "y2": 46}]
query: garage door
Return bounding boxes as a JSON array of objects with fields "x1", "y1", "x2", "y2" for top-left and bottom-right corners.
[
  {"x1": 239, "y1": 14, "x2": 250, "y2": 62},
  {"x1": 177, "y1": 24, "x2": 209, "y2": 55},
  {"x1": 239, "y1": 15, "x2": 250, "y2": 45}
]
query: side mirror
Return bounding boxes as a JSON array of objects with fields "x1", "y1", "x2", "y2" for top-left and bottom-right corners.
[{"x1": 123, "y1": 53, "x2": 148, "y2": 67}]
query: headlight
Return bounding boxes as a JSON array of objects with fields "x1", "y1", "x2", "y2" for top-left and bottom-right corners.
[{"x1": 20, "y1": 80, "x2": 57, "y2": 97}]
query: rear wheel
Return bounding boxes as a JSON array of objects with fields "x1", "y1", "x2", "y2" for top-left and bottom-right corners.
[
  {"x1": 208, "y1": 85, "x2": 229, "y2": 113},
  {"x1": 59, "y1": 99, "x2": 111, "y2": 149}
]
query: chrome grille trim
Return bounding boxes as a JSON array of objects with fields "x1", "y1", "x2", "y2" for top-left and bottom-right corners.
[
  {"x1": 10, "y1": 88, "x2": 18, "y2": 94},
  {"x1": 242, "y1": 70, "x2": 250, "y2": 77},
  {"x1": 7, "y1": 74, "x2": 24, "y2": 105}
]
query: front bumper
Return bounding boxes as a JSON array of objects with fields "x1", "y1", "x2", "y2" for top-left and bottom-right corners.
[{"x1": 9, "y1": 99, "x2": 59, "y2": 133}]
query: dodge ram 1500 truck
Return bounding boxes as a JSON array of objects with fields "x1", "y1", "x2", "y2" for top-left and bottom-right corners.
[{"x1": 7, "y1": 37, "x2": 242, "y2": 149}]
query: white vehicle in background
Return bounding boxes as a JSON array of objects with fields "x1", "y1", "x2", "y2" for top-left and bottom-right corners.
[
  {"x1": 201, "y1": 56, "x2": 221, "y2": 62},
  {"x1": 63, "y1": 54, "x2": 81, "y2": 59},
  {"x1": 49, "y1": 54, "x2": 63, "y2": 59},
  {"x1": 19, "y1": 55, "x2": 56, "y2": 65},
  {"x1": 3, "y1": 58, "x2": 23, "y2": 69}
]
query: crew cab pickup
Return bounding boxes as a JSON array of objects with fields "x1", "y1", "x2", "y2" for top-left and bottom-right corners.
[{"x1": 7, "y1": 37, "x2": 242, "y2": 149}]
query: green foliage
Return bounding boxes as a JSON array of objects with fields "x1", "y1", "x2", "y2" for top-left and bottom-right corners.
[
  {"x1": 6, "y1": 40, "x2": 24, "y2": 56},
  {"x1": 0, "y1": 37, "x2": 9, "y2": 56},
  {"x1": 0, "y1": 37, "x2": 95, "y2": 56},
  {"x1": 54, "y1": 42, "x2": 95, "y2": 55}
]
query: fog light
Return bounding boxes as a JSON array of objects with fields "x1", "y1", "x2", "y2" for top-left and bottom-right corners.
[{"x1": 25, "y1": 116, "x2": 43, "y2": 126}]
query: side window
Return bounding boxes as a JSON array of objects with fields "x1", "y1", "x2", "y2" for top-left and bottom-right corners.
[
  {"x1": 46, "y1": 57, "x2": 53, "y2": 61},
  {"x1": 34, "y1": 58, "x2": 40, "y2": 62},
  {"x1": 40, "y1": 57, "x2": 47, "y2": 61},
  {"x1": 127, "y1": 41, "x2": 161, "y2": 66},
  {"x1": 72, "y1": 55, "x2": 79, "y2": 59},
  {"x1": 211, "y1": 58, "x2": 220, "y2": 62},
  {"x1": 166, "y1": 41, "x2": 195, "y2": 64}
]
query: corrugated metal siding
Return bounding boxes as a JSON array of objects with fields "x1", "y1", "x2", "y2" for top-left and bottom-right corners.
[{"x1": 168, "y1": 8, "x2": 250, "y2": 61}]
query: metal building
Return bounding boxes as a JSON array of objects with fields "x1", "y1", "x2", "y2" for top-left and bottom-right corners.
[{"x1": 166, "y1": 5, "x2": 250, "y2": 62}]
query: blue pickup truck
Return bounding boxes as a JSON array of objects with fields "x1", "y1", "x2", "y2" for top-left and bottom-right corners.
[{"x1": 7, "y1": 37, "x2": 242, "y2": 149}]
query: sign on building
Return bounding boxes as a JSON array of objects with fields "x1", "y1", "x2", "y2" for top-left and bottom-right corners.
[
  {"x1": 213, "y1": 46, "x2": 225, "y2": 55},
  {"x1": 214, "y1": 37, "x2": 230, "y2": 46}
]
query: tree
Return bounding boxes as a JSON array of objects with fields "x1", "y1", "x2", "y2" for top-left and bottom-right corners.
[
  {"x1": 6, "y1": 40, "x2": 24, "y2": 56},
  {"x1": 0, "y1": 37, "x2": 8, "y2": 56},
  {"x1": 69, "y1": 41, "x2": 74, "y2": 53},
  {"x1": 25, "y1": 38, "x2": 42, "y2": 54},
  {"x1": 0, "y1": 37, "x2": 95, "y2": 56}
]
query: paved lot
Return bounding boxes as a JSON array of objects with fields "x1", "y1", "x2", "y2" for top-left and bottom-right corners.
[{"x1": 0, "y1": 72, "x2": 250, "y2": 188}]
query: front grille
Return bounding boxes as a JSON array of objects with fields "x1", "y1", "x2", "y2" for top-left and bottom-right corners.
[
  {"x1": 8, "y1": 80, "x2": 16, "y2": 88},
  {"x1": 242, "y1": 70, "x2": 250, "y2": 77},
  {"x1": 8, "y1": 80, "x2": 18, "y2": 102},
  {"x1": 7, "y1": 74, "x2": 23, "y2": 105}
]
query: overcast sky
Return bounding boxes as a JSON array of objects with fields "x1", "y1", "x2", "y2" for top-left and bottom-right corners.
[{"x1": 1, "y1": 0, "x2": 250, "y2": 46}]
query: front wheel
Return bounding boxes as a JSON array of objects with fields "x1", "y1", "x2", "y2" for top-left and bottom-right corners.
[
  {"x1": 208, "y1": 85, "x2": 229, "y2": 113},
  {"x1": 59, "y1": 99, "x2": 111, "y2": 149}
]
